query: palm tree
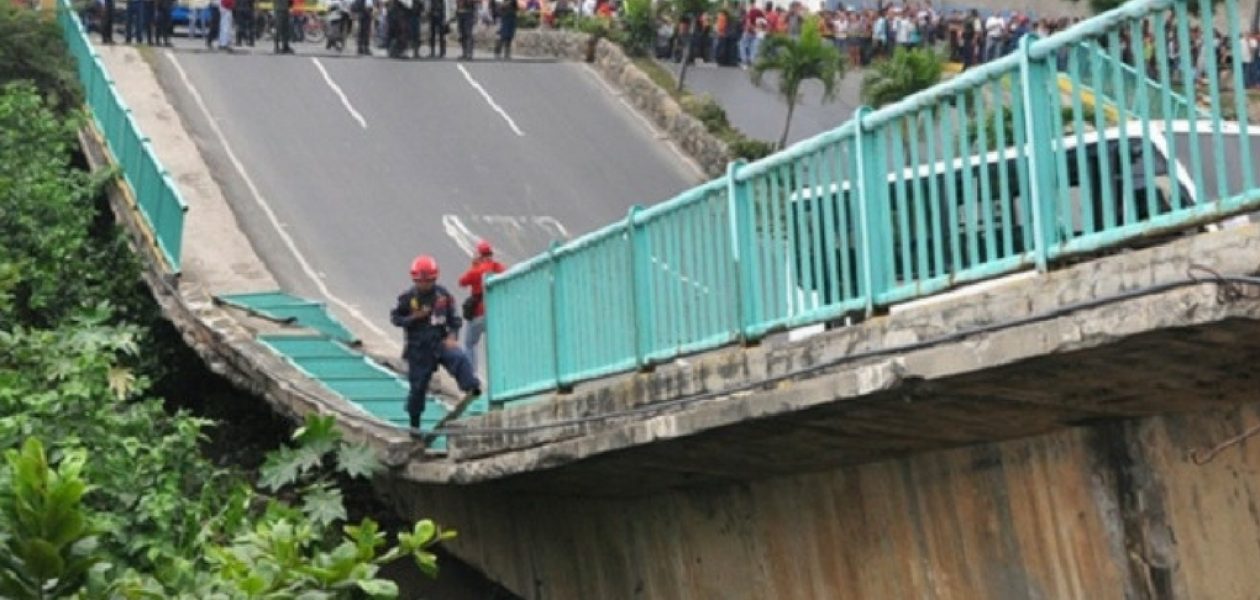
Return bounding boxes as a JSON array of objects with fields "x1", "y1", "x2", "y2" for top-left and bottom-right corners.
[
  {"x1": 750, "y1": 15, "x2": 845, "y2": 149},
  {"x1": 860, "y1": 47, "x2": 944, "y2": 109}
]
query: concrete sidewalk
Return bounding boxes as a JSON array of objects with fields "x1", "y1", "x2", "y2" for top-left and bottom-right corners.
[{"x1": 95, "y1": 44, "x2": 278, "y2": 297}]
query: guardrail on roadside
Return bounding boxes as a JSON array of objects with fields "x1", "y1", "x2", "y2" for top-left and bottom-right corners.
[
  {"x1": 57, "y1": 0, "x2": 188, "y2": 272},
  {"x1": 485, "y1": 0, "x2": 1258, "y2": 405}
]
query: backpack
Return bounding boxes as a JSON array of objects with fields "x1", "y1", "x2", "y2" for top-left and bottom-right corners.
[{"x1": 461, "y1": 294, "x2": 480, "y2": 320}]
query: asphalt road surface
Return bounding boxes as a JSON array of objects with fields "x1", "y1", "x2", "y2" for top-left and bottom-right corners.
[
  {"x1": 152, "y1": 43, "x2": 701, "y2": 348},
  {"x1": 671, "y1": 61, "x2": 864, "y2": 146}
]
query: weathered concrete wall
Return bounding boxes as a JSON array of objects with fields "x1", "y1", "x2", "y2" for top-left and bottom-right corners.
[{"x1": 381, "y1": 400, "x2": 1260, "y2": 599}]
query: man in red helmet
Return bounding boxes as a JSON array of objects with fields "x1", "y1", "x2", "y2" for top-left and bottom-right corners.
[
  {"x1": 458, "y1": 240, "x2": 506, "y2": 376},
  {"x1": 390, "y1": 255, "x2": 481, "y2": 437}
]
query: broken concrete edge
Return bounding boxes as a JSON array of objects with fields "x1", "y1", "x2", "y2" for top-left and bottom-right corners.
[
  {"x1": 75, "y1": 126, "x2": 431, "y2": 469},
  {"x1": 472, "y1": 28, "x2": 731, "y2": 178},
  {"x1": 444, "y1": 223, "x2": 1260, "y2": 465},
  {"x1": 429, "y1": 284, "x2": 1256, "y2": 480}
]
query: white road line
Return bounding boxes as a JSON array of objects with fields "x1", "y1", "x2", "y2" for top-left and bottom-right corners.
[
  {"x1": 456, "y1": 63, "x2": 525, "y2": 137},
  {"x1": 441, "y1": 215, "x2": 480, "y2": 256},
  {"x1": 165, "y1": 52, "x2": 388, "y2": 341},
  {"x1": 311, "y1": 57, "x2": 368, "y2": 129}
]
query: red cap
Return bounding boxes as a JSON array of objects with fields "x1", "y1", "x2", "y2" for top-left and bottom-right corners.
[{"x1": 476, "y1": 240, "x2": 494, "y2": 257}]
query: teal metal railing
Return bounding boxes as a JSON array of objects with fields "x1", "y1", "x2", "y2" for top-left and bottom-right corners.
[
  {"x1": 56, "y1": 0, "x2": 188, "y2": 271},
  {"x1": 485, "y1": 0, "x2": 1259, "y2": 404}
]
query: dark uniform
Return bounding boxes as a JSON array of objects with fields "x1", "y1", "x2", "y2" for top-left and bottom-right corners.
[
  {"x1": 356, "y1": 0, "x2": 374, "y2": 54},
  {"x1": 427, "y1": 0, "x2": 446, "y2": 57},
  {"x1": 493, "y1": 0, "x2": 515, "y2": 59},
  {"x1": 455, "y1": 0, "x2": 475, "y2": 59},
  {"x1": 141, "y1": 0, "x2": 156, "y2": 44},
  {"x1": 274, "y1": 0, "x2": 294, "y2": 53},
  {"x1": 406, "y1": 0, "x2": 422, "y2": 58},
  {"x1": 390, "y1": 284, "x2": 480, "y2": 429},
  {"x1": 235, "y1": 0, "x2": 255, "y2": 46},
  {"x1": 99, "y1": 0, "x2": 115, "y2": 44},
  {"x1": 155, "y1": 0, "x2": 172, "y2": 44}
]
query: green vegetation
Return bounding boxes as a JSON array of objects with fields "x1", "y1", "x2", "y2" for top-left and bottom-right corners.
[
  {"x1": 860, "y1": 47, "x2": 944, "y2": 110},
  {"x1": 0, "y1": 8, "x2": 454, "y2": 597},
  {"x1": 619, "y1": 0, "x2": 655, "y2": 57},
  {"x1": 633, "y1": 57, "x2": 777, "y2": 161},
  {"x1": 0, "y1": 2, "x2": 79, "y2": 113},
  {"x1": 751, "y1": 16, "x2": 845, "y2": 149}
]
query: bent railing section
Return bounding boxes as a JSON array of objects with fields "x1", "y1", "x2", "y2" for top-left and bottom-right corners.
[
  {"x1": 486, "y1": 0, "x2": 1258, "y2": 405},
  {"x1": 487, "y1": 0, "x2": 1257, "y2": 404},
  {"x1": 57, "y1": 0, "x2": 188, "y2": 271}
]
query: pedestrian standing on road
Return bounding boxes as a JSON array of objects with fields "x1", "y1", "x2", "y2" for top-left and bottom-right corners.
[
  {"x1": 354, "y1": 0, "x2": 374, "y2": 54},
  {"x1": 1245, "y1": 32, "x2": 1259, "y2": 88},
  {"x1": 458, "y1": 241, "x2": 506, "y2": 376},
  {"x1": 493, "y1": 0, "x2": 516, "y2": 59},
  {"x1": 98, "y1": 0, "x2": 115, "y2": 43},
  {"x1": 275, "y1": 0, "x2": 295, "y2": 53},
  {"x1": 141, "y1": 0, "x2": 156, "y2": 43},
  {"x1": 428, "y1": 0, "x2": 447, "y2": 57},
  {"x1": 190, "y1": 0, "x2": 208, "y2": 38},
  {"x1": 455, "y1": 0, "x2": 476, "y2": 59},
  {"x1": 205, "y1": 0, "x2": 220, "y2": 47},
  {"x1": 124, "y1": 0, "x2": 142, "y2": 42},
  {"x1": 391, "y1": 256, "x2": 482, "y2": 435},
  {"x1": 407, "y1": 0, "x2": 423, "y2": 57},
  {"x1": 218, "y1": 0, "x2": 236, "y2": 50},
  {"x1": 236, "y1": 0, "x2": 255, "y2": 46},
  {"x1": 387, "y1": 0, "x2": 407, "y2": 56},
  {"x1": 155, "y1": 0, "x2": 173, "y2": 45},
  {"x1": 739, "y1": 0, "x2": 763, "y2": 66}
]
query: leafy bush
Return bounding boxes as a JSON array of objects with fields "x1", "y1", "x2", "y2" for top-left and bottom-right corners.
[
  {"x1": 619, "y1": 0, "x2": 654, "y2": 57},
  {"x1": 0, "y1": 71, "x2": 454, "y2": 598},
  {"x1": 727, "y1": 136, "x2": 776, "y2": 161},
  {"x1": 0, "y1": 83, "x2": 110, "y2": 328},
  {"x1": 0, "y1": 2, "x2": 81, "y2": 113},
  {"x1": 681, "y1": 93, "x2": 730, "y2": 131},
  {"x1": 0, "y1": 439, "x2": 100, "y2": 600},
  {"x1": 861, "y1": 47, "x2": 944, "y2": 109}
]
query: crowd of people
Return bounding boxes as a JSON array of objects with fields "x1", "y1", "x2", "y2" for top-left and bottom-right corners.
[
  {"x1": 653, "y1": 0, "x2": 1260, "y2": 87},
  {"x1": 88, "y1": 0, "x2": 525, "y2": 58},
  {"x1": 85, "y1": 0, "x2": 1260, "y2": 87}
]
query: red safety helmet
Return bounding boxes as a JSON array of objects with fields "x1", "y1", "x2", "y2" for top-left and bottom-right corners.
[
  {"x1": 409, "y1": 255, "x2": 439, "y2": 280},
  {"x1": 476, "y1": 240, "x2": 494, "y2": 257}
]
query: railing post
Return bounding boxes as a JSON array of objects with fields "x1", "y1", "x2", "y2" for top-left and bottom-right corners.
[
  {"x1": 1020, "y1": 34, "x2": 1061, "y2": 271},
  {"x1": 727, "y1": 159, "x2": 760, "y2": 342},
  {"x1": 547, "y1": 241, "x2": 569, "y2": 392},
  {"x1": 626, "y1": 206, "x2": 654, "y2": 368},
  {"x1": 853, "y1": 107, "x2": 889, "y2": 315}
]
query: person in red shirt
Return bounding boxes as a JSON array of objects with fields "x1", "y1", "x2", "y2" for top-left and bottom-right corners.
[
  {"x1": 740, "y1": 1, "x2": 765, "y2": 66},
  {"x1": 458, "y1": 240, "x2": 506, "y2": 376}
]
